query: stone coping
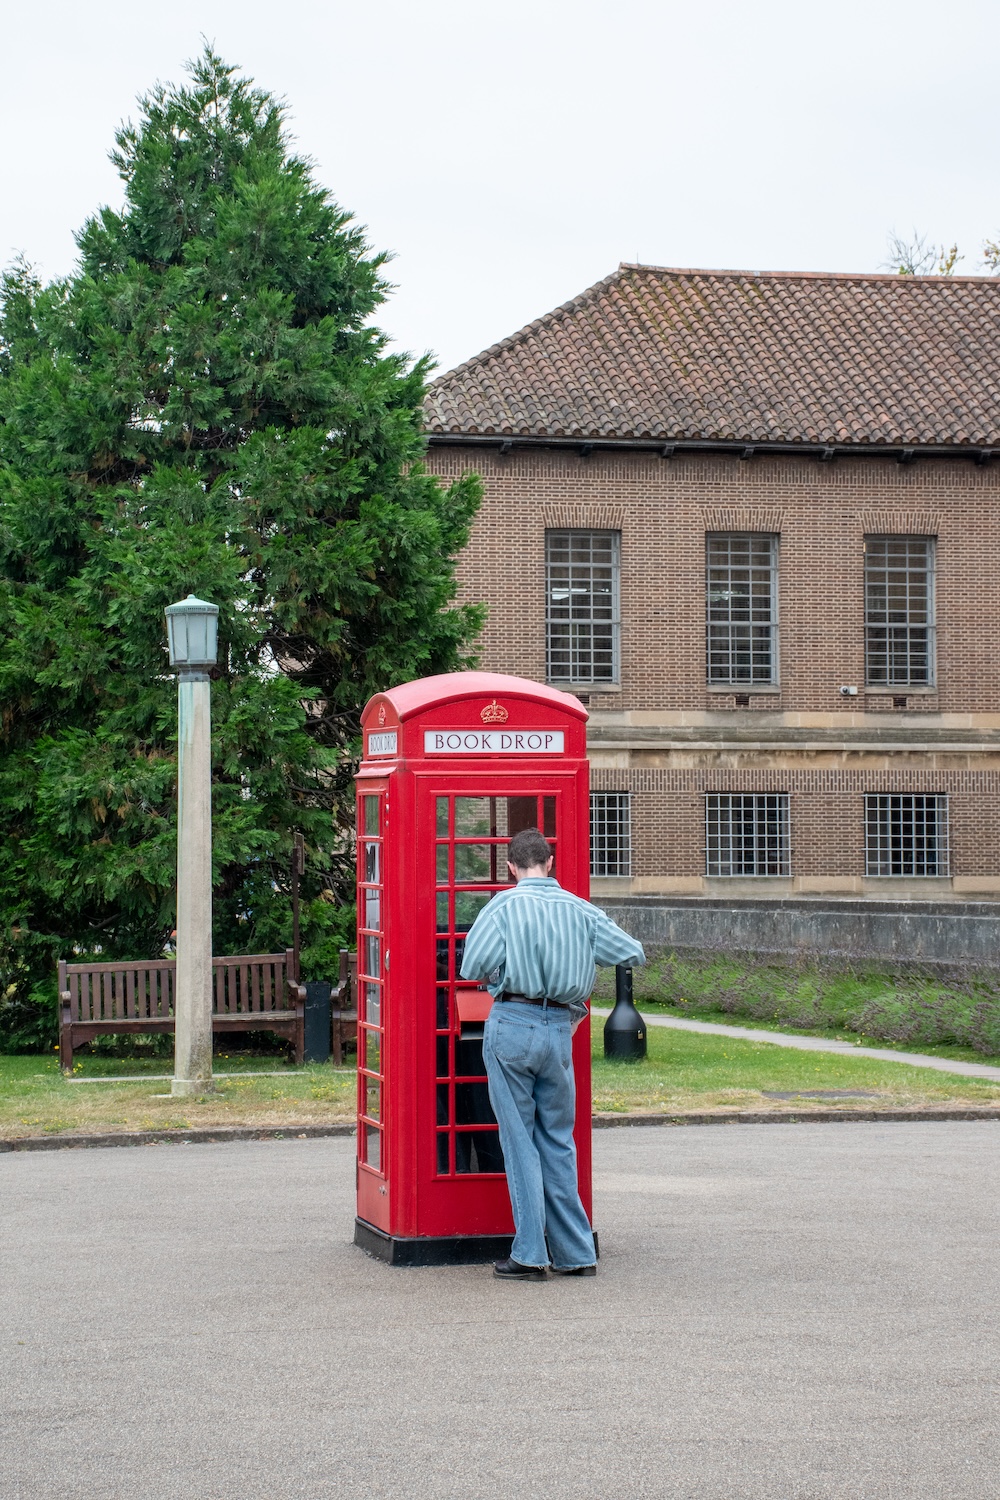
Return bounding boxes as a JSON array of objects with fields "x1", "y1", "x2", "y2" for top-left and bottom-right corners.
[
  {"x1": 596, "y1": 894, "x2": 1000, "y2": 916},
  {"x1": 4, "y1": 1110, "x2": 1000, "y2": 1153}
]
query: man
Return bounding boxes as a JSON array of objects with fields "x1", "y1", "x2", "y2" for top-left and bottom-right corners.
[{"x1": 460, "y1": 826, "x2": 645, "y2": 1281}]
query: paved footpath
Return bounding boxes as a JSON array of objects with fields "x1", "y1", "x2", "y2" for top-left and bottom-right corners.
[
  {"x1": 592, "y1": 1006, "x2": 1000, "y2": 1081},
  {"x1": 3, "y1": 1125, "x2": 1000, "y2": 1499}
]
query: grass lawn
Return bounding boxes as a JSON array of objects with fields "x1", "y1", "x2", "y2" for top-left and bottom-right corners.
[
  {"x1": 591, "y1": 951, "x2": 1000, "y2": 1064},
  {"x1": 590, "y1": 1023, "x2": 1000, "y2": 1114},
  {"x1": 0, "y1": 1054, "x2": 356, "y2": 1140},
  {"x1": 593, "y1": 998, "x2": 1000, "y2": 1069},
  {"x1": 3, "y1": 1019, "x2": 1000, "y2": 1141}
]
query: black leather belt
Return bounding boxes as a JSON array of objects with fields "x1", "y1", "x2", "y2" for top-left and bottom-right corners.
[{"x1": 498, "y1": 993, "x2": 568, "y2": 1008}]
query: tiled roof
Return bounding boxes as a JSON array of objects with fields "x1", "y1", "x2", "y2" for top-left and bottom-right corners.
[{"x1": 424, "y1": 265, "x2": 1000, "y2": 450}]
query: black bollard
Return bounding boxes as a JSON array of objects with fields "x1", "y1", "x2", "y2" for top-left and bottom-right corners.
[{"x1": 603, "y1": 965, "x2": 647, "y2": 1061}]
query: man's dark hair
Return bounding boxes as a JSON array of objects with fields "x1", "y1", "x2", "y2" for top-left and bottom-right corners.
[{"x1": 508, "y1": 828, "x2": 552, "y2": 871}]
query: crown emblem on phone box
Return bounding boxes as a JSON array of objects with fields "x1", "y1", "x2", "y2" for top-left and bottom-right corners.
[{"x1": 480, "y1": 699, "x2": 509, "y2": 724}]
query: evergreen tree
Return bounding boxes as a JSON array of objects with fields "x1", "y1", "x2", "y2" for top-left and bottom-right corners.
[{"x1": 0, "y1": 48, "x2": 482, "y2": 1044}]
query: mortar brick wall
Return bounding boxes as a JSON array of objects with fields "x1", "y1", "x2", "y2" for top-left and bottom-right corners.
[{"x1": 427, "y1": 443, "x2": 1000, "y2": 900}]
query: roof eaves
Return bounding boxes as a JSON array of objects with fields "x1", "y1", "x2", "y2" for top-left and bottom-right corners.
[{"x1": 424, "y1": 431, "x2": 997, "y2": 461}]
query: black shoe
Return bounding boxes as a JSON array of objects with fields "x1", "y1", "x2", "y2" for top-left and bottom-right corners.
[
  {"x1": 551, "y1": 1264, "x2": 597, "y2": 1277},
  {"x1": 493, "y1": 1257, "x2": 547, "y2": 1281}
]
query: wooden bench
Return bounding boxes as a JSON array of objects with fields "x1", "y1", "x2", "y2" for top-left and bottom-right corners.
[
  {"x1": 330, "y1": 948, "x2": 358, "y2": 1065},
  {"x1": 58, "y1": 951, "x2": 306, "y2": 1072}
]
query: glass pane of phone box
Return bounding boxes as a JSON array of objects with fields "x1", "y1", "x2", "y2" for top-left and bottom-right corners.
[{"x1": 455, "y1": 1132, "x2": 504, "y2": 1174}]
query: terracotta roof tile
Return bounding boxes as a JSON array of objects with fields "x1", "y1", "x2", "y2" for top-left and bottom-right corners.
[{"x1": 424, "y1": 265, "x2": 1000, "y2": 449}]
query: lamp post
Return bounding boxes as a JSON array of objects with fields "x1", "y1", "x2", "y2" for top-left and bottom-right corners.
[{"x1": 165, "y1": 595, "x2": 219, "y2": 1097}]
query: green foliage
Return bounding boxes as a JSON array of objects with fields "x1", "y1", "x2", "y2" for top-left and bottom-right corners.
[
  {"x1": 0, "y1": 48, "x2": 482, "y2": 1026},
  {"x1": 0, "y1": 979, "x2": 58, "y2": 1053}
]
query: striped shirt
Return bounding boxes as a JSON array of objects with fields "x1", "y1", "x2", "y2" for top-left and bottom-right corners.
[{"x1": 459, "y1": 877, "x2": 646, "y2": 1023}]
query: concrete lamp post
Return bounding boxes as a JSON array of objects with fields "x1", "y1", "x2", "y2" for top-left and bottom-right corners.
[{"x1": 165, "y1": 595, "x2": 219, "y2": 1097}]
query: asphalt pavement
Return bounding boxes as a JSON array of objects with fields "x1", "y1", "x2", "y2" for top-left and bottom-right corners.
[{"x1": 3, "y1": 1124, "x2": 999, "y2": 1499}]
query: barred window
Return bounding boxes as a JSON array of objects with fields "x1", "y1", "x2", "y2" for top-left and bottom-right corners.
[
  {"x1": 707, "y1": 534, "x2": 778, "y2": 684},
  {"x1": 590, "y1": 793, "x2": 631, "y2": 876},
  {"x1": 546, "y1": 530, "x2": 620, "y2": 683},
  {"x1": 706, "y1": 793, "x2": 789, "y2": 876},
  {"x1": 865, "y1": 795, "x2": 949, "y2": 876},
  {"x1": 865, "y1": 537, "x2": 935, "y2": 686}
]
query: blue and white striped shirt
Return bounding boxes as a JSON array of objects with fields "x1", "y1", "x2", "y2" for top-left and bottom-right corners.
[{"x1": 459, "y1": 877, "x2": 646, "y2": 1022}]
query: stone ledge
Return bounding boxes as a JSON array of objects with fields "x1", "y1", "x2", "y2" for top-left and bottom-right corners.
[
  {"x1": 596, "y1": 893, "x2": 1000, "y2": 916},
  {"x1": 592, "y1": 1109, "x2": 1000, "y2": 1127},
  {"x1": 0, "y1": 1122, "x2": 355, "y2": 1153},
  {"x1": 4, "y1": 1111, "x2": 1000, "y2": 1152}
]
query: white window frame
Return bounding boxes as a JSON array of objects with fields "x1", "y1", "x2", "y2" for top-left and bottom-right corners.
[
  {"x1": 864, "y1": 794, "x2": 949, "y2": 876},
  {"x1": 590, "y1": 792, "x2": 632, "y2": 876},
  {"x1": 706, "y1": 533, "x2": 779, "y2": 686},
  {"x1": 864, "y1": 536, "x2": 936, "y2": 688},
  {"x1": 545, "y1": 530, "x2": 621, "y2": 685},
  {"x1": 705, "y1": 793, "x2": 790, "y2": 876}
]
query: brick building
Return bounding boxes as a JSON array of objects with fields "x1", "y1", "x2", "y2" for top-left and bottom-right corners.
[{"x1": 422, "y1": 265, "x2": 1000, "y2": 955}]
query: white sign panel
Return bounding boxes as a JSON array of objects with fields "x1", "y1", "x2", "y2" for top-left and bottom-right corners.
[
  {"x1": 424, "y1": 729, "x2": 564, "y2": 755},
  {"x1": 367, "y1": 731, "x2": 398, "y2": 756}
]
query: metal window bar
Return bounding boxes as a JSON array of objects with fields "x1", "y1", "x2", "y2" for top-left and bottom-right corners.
[
  {"x1": 864, "y1": 794, "x2": 949, "y2": 876},
  {"x1": 590, "y1": 793, "x2": 632, "y2": 876},
  {"x1": 706, "y1": 533, "x2": 778, "y2": 684},
  {"x1": 546, "y1": 529, "x2": 621, "y2": 683},
  {"x1": 864, "y1": 536, "x2": 935, "y2": 686},
  {"x1": 705, "y1": 793, "x2": 790, "y2": 876}
]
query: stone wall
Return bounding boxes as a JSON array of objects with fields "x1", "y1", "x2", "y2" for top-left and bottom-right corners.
[{"x1": 595, "y1": 895, "x2": 1000, "y2": 967}]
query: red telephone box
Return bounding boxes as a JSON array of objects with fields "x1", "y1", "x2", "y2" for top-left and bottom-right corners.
[{"x1": 352, "y1": 672, "x2": 591, "y2": 1265}]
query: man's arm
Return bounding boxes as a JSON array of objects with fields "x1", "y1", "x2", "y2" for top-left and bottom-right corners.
[
  {"x1": 591, "y1": 909, "x2": 646, "y2": 969},
  {"x1": 459, "y1": 909, "x2": 505, "y2": 982}
]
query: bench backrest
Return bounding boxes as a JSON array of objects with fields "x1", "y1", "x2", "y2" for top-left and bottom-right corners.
[
  {"x1": 212, "y1": 953, "x2": 293, "y2": 1017},
  {"x1": 59, "y1": 951, "x2": 296, "y2": 1023}
]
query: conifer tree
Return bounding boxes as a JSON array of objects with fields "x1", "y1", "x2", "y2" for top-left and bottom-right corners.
[{"x1": 0, "y1": 48, "x2": 482, "y2": 1043}]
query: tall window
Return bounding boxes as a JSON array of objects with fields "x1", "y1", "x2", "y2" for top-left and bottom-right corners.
[
  {"x1": 706, "y1": 533, "x2": 778, "y2": 684},
  {"x1": 865, "y1": 537, "x2": 935, "y2": 686},
  {"x1": 865, "y1": 795, "x2": 948, "y2": 876},
  {"x1": 590, "y1": 793, "x2": 631, "y2": 876},
  {"x1": 706, "y1": 793, "x2": 790, "y2": 876},
  {"x1": 546, "y1": 530, "x2": 620, "y2": 683}
]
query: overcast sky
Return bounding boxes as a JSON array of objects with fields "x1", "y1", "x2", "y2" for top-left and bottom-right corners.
[{"x1": 3, "y1": 0, "x2": 999, "y2": 375}]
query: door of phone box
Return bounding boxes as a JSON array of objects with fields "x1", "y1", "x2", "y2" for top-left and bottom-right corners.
[{"x1": 352, "y1": 672, "x2": 592, "y2": 1266}]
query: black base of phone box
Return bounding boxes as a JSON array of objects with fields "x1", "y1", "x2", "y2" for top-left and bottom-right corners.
[{"x1": 354, "y1": 1216, "x2": 599, "y2": 1267}]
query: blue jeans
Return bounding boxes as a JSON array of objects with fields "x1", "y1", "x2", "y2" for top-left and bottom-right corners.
[{"x1": 483, "y1": 1001, "x2": 596, "y2": 1269}]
